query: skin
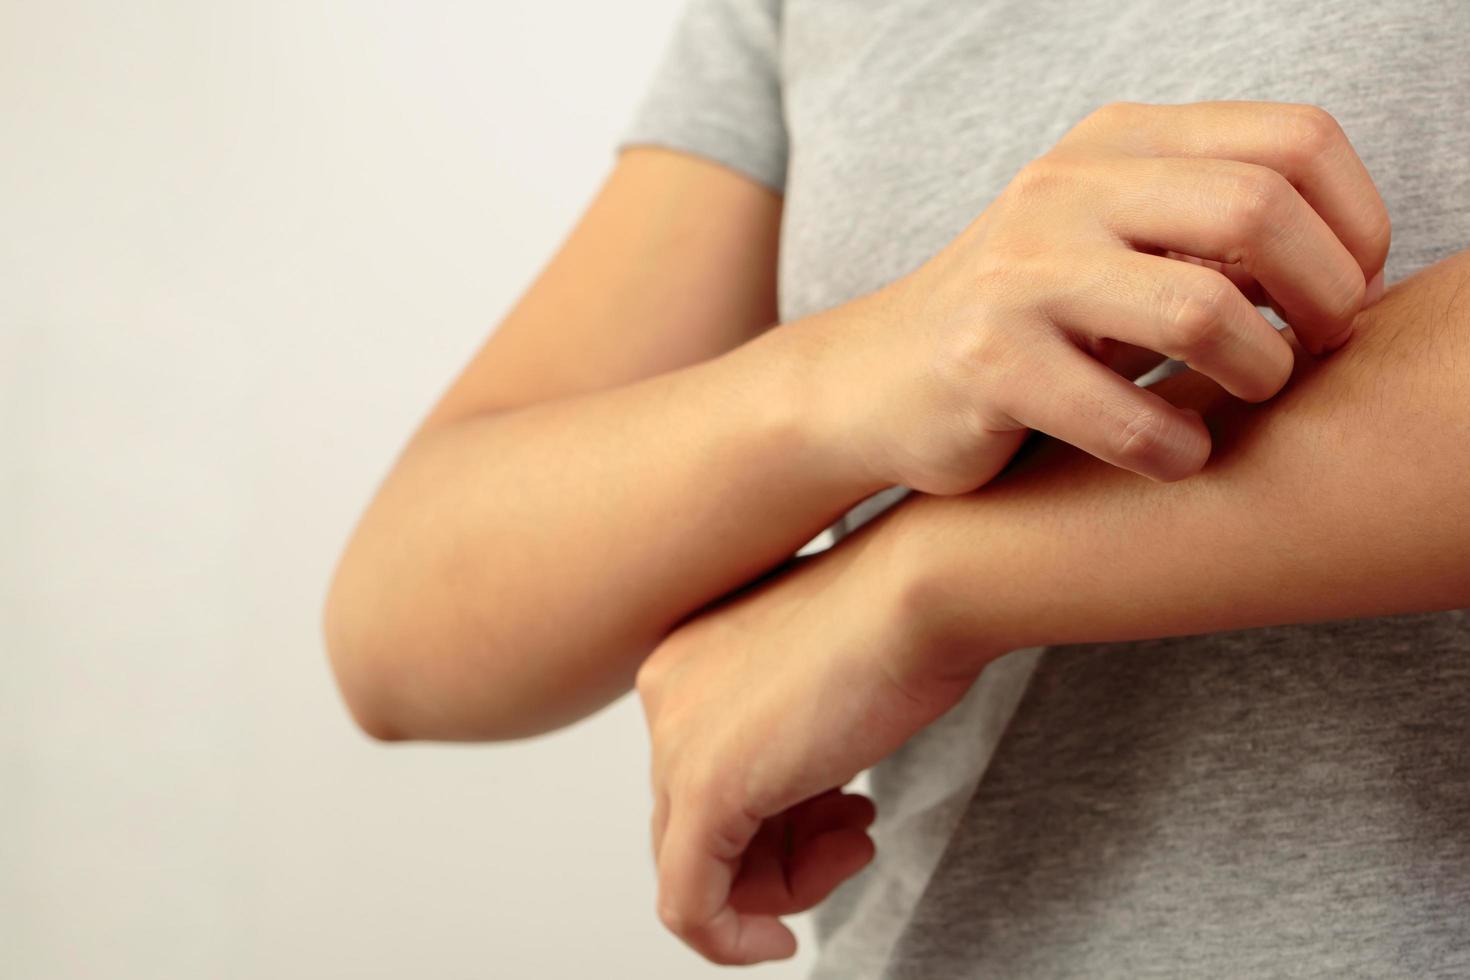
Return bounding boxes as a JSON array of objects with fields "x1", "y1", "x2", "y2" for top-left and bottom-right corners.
[
  {"x1": 845, "y1": 100, "x2": 1388, "y2": 492},
  {"x1": 323, "y1": 148, "x2": 882, "y2": 739},
  {"x1": 324, "y1": 102, "x2": 1387, "y2": 741},
  {"x1": 637, "y1": 249, "x2": 1470, "y2": 964},
  {"x1": 319, "y1": 94, "x2": 1441, "y2": 966}
]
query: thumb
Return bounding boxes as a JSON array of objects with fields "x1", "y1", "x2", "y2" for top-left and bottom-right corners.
[{"x1": 656, "y1": 796, "x2": 795, "y2": 965}]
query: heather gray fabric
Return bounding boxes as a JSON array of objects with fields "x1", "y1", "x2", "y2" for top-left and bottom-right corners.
[
  {"x1": 880, "y1": 612, "x2": 1470, "y2": 980},
  {"x1": 620, "y1": 1, "x2": 1470, "y2": 976}
]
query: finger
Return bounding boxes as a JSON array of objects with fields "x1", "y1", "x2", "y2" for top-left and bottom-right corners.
[
  {"x1": 786, "y1": 827, "x2": 876, "y2": 911},
  {"x1": 1043, "y1": 248, "x2": 1294, "y2": 402},
  {"x1": 788, "y1": 791, "x2": 877, "y2": 851},
  {"x1": 1096, "y1": 340, "x2": 1169, "y2": 381},
  {"x1": 728, "y1": 819, "x2": 794, "y2": 915},
  {"x1": 1365, "y1": 267, "x2": 1387, "y2": 306},
  {"x1": 996, "y1": 340, "x2": 1212, "y2": 482},
  {"x1": 734, "y1": 827, "x2": 878, "y2": 916},
  {"x1": 731, "y1": 794, "x2": 876, "y2": 915},
  {"x1": 1162, "y1": 251, "x2": 1271, "y2": 307},
  {"x1": 657, "y1": 794, "x2": 794, "y2": 965},
  {"x1": 1100, "y1": 155, "x2": 1367, "y2": 355},
  {"x1": 1073, "y1": 100, "x2": 1391, "y2": 281}
]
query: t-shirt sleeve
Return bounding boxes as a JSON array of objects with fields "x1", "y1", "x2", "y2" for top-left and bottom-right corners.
[{"x1": 617, "y1": 0, "x2": 787, "y2": 193}]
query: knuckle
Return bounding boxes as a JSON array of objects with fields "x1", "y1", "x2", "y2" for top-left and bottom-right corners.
[
  {"x1": 635, "y1": 651, "x2": 672, "y2": 708},
  {"x1": 1008, "y1": 153, "x2": 1081, "y2": 199},
  {"x1": 1363, "y1": 207, "x2": 1393, "y2": 269},
  {"x1": 656, "y1": 899, "x2": 692, "y2": 937},
  {"x1": 634, "y1": 658, "x2": 660, "y2": 700},
  {"x1": 1110, "y1": 409, "x2": 1168, "y2": 467},
  {"x1": 969, "y1": 247, "x2": 1048, "y2": 307},
  {"x1": 1008, "y1": 158, "x2": 1055, "y2": 198},
  {"x1": 970, "y1": 254, "x2": 1024, "y2": 295},
  {"x1": 1275, "y1": 104, "x2": 1392, "y2": 272},
  {"x1": 1163, "y1": 271, "x2": 1233, "y2": 358},
  {"x1": 1283, "y1": 103, "x2": 1344, "y2": 160},
  {"x1": 1082, "y1": 100, "x2": 1142, "y2": 132},
  {"x1": 1222, "y1": 166, "x2": 1292, "y2": 245}
]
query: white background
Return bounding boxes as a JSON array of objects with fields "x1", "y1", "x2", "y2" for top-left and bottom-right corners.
[{"x1": 1, "y1": 2, "x2": 815, "y2": 977}]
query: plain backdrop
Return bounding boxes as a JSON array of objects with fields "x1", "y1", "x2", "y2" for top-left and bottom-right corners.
[{"x1": 0, "y1": 2, "x2": 817, "y2": 977}]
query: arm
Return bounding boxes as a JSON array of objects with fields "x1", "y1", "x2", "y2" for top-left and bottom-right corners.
[
  {"x1": 323, "y1": 149, "x2": 886, "y2": 741},
  {"x1": 883, "y1": 245, "x2": 1470, "y2": 678},
  {"x1": 631, "y1": 246, "x2": 1469, "y2": 966},
  {"x1": 330, "y1": 102, "x2": 1389, "y2": 745}
]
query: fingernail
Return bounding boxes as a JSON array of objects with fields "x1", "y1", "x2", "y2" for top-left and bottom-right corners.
[
  {"x1": 1365, "y1": 269, "x2": 1386, "y2": 306},
  {"x1": 1158, "y1": 410, "x2": 1210, "y2": 481},
  {"x1": 1182, "y1": 407, "x2": 1210, "y2": 441},
  {"x1": 1319, "y1": 323, "x2": 1355, "y2": 356}
]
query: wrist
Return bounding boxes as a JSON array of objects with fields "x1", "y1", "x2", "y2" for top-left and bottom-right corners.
[
  {"x1": 773, "y1": 294, "x2": 905, "y2": 493},
  {"x1": 844, "y1": 494, "x2": 1014, "y2": 688},
  {"x1": 702, "y1": 321, "x2": 889, "y2": 505}
]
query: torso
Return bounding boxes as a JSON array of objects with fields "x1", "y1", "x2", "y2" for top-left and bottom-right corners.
[{"x1": 781, "y1": 2, "x2": 1470, "y2": 976}]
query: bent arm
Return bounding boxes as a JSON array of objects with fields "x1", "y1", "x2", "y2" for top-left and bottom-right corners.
[
  {"x1": 324, "y1": 150, "x2": 885, "y2": 742},
  {"x1": 864, "y1": 248, "x2": 1470, "y2": 671}
]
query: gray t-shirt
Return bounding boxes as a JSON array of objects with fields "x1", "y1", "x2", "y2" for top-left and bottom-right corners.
[{"x1": 621, "y1": 1, "x2": 1470, "y2": 976}]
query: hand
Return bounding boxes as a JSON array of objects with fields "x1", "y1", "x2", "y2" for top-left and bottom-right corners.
[
  {"x1": 807, "y1": 101, "x2": 1390, "y2": 491},
  {"x1": 635, "y1": 534, "x2": 984, "y2": 965}
]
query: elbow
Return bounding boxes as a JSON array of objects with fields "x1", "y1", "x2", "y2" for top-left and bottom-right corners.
[
  {"x1": 320, "y1": 568, "x2": 577, "y2": 744},
  {"x1": 342, "y1": 698, "x2": 404, "y2": 744},
  {"x1": 336, "y1": 680, "x2": 405, "y2": 743},
  {"x1": 322, "y1": 540, "x2": 624, "y2": 742},
  {"x1": 321, "y1": 571, "x2": 409, "y2": 743}
]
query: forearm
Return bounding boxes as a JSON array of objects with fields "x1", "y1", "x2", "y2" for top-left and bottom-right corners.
[
  {"x1": 325, "y1": 318, "x2": 885, "y2": 741},
  {"x1": 869, "y1": 248, "x2": 1470, "y2": 670}
]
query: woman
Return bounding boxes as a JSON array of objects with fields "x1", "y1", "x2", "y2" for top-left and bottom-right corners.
[{"x1": 325, "y1": 1, "x2": 1470, "y2": 975}]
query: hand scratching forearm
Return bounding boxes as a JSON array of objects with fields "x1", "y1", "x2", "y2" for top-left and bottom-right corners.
[{"x1": 878, "y1": 248, "x2": 1470, "y2": 675}]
